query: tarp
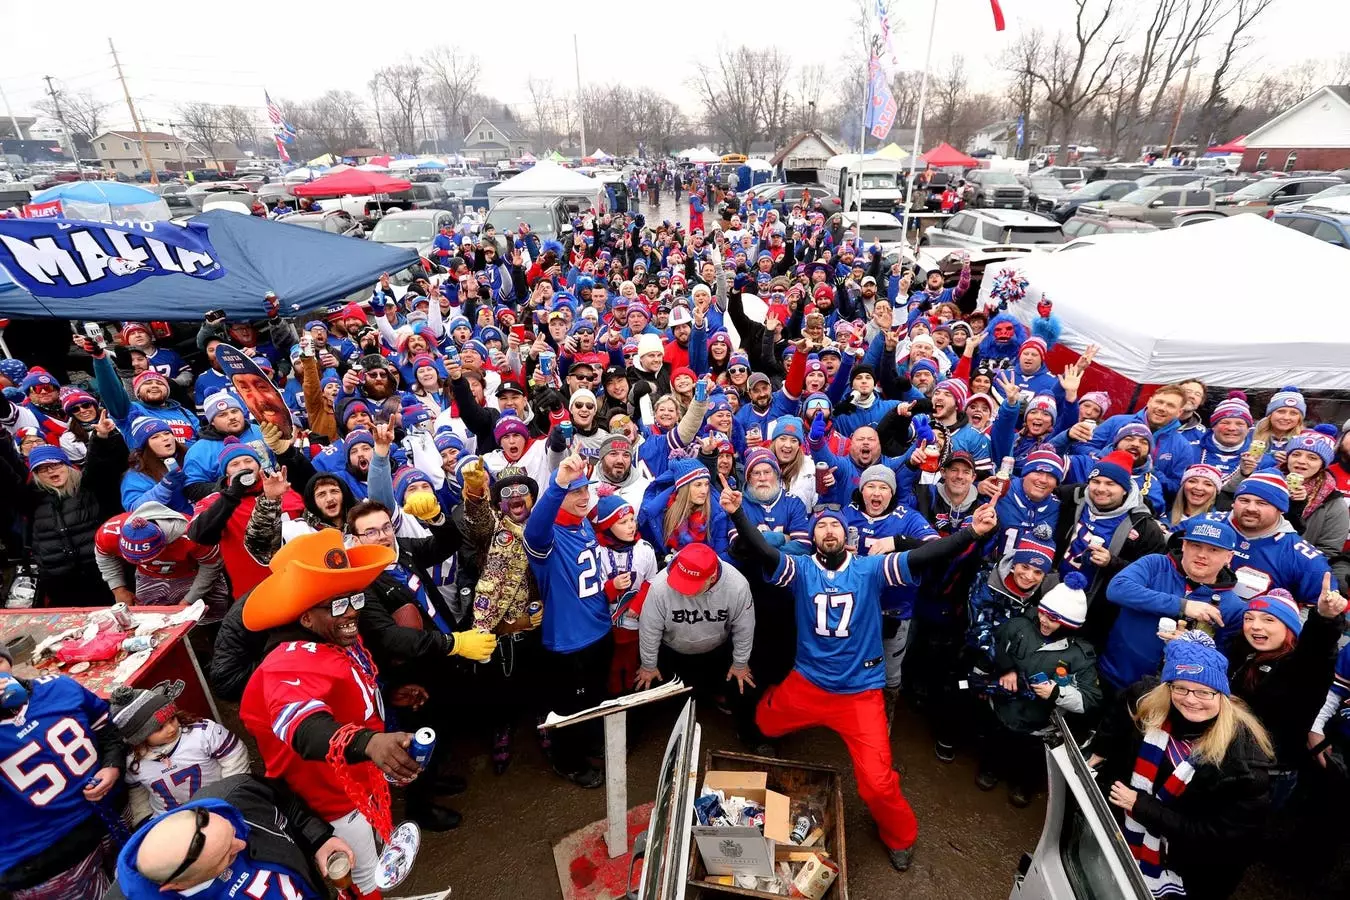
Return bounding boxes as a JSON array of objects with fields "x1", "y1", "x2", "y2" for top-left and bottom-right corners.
[
  {"x1": 1206, "y1": 135, "x2": 1247, "y2": 155},
  {"x1": 979, "y1": 214, "x2": 1350, "y2": 390},
  {"x1": 292, "y1": 170, "x2": 412, "y2": 198},
  {"x1": 546, "y1": 150, "x2": 566, "y2": 162},
  {"x1": 874, "y1": 143, "x2": 910, "y2": 160},
  {"x1": 486, "y1": 161, "x2": 603, "y2": 203},
  {"x1": 0, "y1": 209, "x2": 417, "y2": 320},
  {"x1": 920, "y1": 142, "x2": 979, "y2": 168},
  {"x1": 32, "y1": 181, "x2": 171, "y2": 222}
]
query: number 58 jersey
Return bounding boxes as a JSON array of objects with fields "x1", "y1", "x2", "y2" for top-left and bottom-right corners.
[
  {"x1": 240, "y1": 640, "x2": 385, "y2": 820},
  {"x1": 0, "y1": 675, "x2": 109, "y2": 874},
  {"x1": 771, "y1": 552, "x2": 914, "y2": 695}
]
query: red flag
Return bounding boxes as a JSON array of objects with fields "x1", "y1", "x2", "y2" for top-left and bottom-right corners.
[
  {"x1": 274, "y1": 135, "x2": 291, "y2": 163},
  {"x1": 990, "y1": 0, "x2": 1006, "y2": 30}
]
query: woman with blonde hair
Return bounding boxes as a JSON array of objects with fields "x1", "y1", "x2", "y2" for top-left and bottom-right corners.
[
  {"x1": 638, "y1": 458, "x2": 730, "y2": 561},
  {"x1": 1165, "y1": 464, "x2": 1223, "y2": 531},
  {"x1": 1089, "y1": 631, "x2": 1273, "y2": 900},
  {"x1": 1252, "y1": 386, "x2": 1306, "y2": 463}
]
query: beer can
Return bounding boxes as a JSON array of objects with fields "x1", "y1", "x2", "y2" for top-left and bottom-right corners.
[
  {"x1": 110, "y1": 602, "x2": 136, "y2": 630},
  {"x1": 121, "y1": 635, "x2": 153, "y2": 654},
  {"x1": 526, "y1": 600, "x2": 543, "y2": 617},
  {"x1": 411, "y1": 727, "x2": 437, "y2": 770}
]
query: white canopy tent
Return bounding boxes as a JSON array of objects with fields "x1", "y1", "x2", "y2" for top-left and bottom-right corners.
[
  {"x1": 978, "y1": 215, "x2": 1350, "y2": 390},
  {"x1": 679, "y1": 147, "x2": 720, "y2": 163},
  {"x1": 486, "y1": 161, "x2": 604, "y2": 208}
]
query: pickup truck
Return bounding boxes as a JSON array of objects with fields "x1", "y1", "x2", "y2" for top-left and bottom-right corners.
[
  {"x1": 462, "y1": 180, "x2": 501, "y2": 213},
  {"x1": 1077, "y1": 186, "x2": 1214, "y2": 228}
]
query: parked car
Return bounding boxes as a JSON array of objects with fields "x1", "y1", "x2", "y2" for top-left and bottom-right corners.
[
  {"x1": 255, "y1": 183, "x2": 297, "y2": 210},
  {"x1": 386, "y1": 181, "x2": 455, "y2": 212},
  {"x1": 1033, "y1": 166, "x2": 1089, "y2": 189},
  {"x1": 369, "y1": 208, "x2": 458, "y2": 257},
  {"x1": 1132, "y1": 172, "x2": 1202, "y2": 188},
  {"x1": 1022, "y1": 176, "x2": 1073, "y2": 214},
  {"x1": 825, "y1": 211, "x2": 911, "y2": 262},
  {"x1": 440, "y1": 176, "x2": 483, "y2": 217},
  {"x1": 1271, "y1": 198, "x2": 1350, "y2": 248},
  {"x1": 919, "y1": 208, "x2": 1064, "y2": 251},
  {"x1": 1186, "y1": 175, "x2": 1258, "y2": 203},
  {"x1": 279, "y1": 210, "x2": 365, "y2": 238},
  {"x1": 483, "y1": 195, "x2": 573, "y2": 246},
  {"x1": 1219, "y1": 175, "x2": 1344, "y2": 211},
  {"x1": 1271, "y1": 181, "x2": 1350, "y2": 213},
  {"x1": 462, "y1": 180, "x2": 501, "y2": 213},
  {"x1": 964, "y1": 169, "x2": 1029, "y2": 209},
  {"x1": 148, "y1": 182, "x2": 194, "y2": 211},
  {"x1": 760, "y1": 182, "x2": 843, "y2": 213},
  {"x1": 1079, "y1": 186, "x2": 1215, "y2": 228},
  {"x1": 186, "y1": 181, "x2": 254, "y2": 211},
  {"x1": 1061, "y1": 214, "x2": 1159, "y2": 239},
  {"x1": 1045, "y1": 180, "x2": 1135, "y2": 222}
]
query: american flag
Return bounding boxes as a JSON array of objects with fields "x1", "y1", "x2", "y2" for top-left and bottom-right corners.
[{"x1": 265, "y1": 91, "x2": 296, "y2": 144}]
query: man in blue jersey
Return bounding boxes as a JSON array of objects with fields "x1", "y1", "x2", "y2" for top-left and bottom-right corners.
[
  {"x1": 720, "y1": 486, "x2": 999, "y2": 872},
  {"x1": 0, "y1": 666, "x2": 125, "y2": 899},
  {"x1": 525, "y1": 452, "x2": 611, "y2": 789}
]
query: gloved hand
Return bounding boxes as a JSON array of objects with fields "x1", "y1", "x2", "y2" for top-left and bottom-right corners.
[
  {"x1": 809, "y1": 413, "x2": 826, "y2": 444},
  {"x1": 161, "y1": 459, "x2": 186, "y2": 489},
  {"x1": 449, "y1": 629, "x2": 497, "y2": 662},
  {"x1": 461, "y1": 460, "x2": 489, "y2": 501},
  {"x1": 761, "y1": 530, "x2": 787, "y2": 548},
  {"x1": 260, "y1": 421, "x2": 292, "y2": 456},
  {"x1": 224, "y1": 470, "x2": 257, "y2": 499},
  {"x1": 369, "y1": 290, "x2": 387, "y2": 314},
  {"x1": 403, "y1": 491, "x2": 442, "y2": 522}
]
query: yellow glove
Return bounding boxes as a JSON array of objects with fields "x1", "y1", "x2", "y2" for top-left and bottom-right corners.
[
  {"x1": 403, "y1": 490, "x2": 442, "y2": 522},
  {"x1": 461, "y1": 460, "x2": 489, "y2": 501},
  {"x1": 449, "y1": 629, "x2": 497, "y2": 662},
  {"x1": 260, "y1": 421, "x2": 292, "y2": 455}
]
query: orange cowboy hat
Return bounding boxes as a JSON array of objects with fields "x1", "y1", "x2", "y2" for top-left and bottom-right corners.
[{"x1": 243, "y1": 530, "x2": 395, "y2": 631}]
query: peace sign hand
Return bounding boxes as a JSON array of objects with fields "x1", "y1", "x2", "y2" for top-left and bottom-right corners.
[
  {"x1": 93, "y1": 408, "x2": 116, "y2": 438},
  {"x1": 718, "y1": 473, "x2": 743, "y2": 514}
]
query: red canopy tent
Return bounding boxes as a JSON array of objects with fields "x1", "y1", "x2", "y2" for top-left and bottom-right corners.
[
  {"x1": 292, "y1": 170, "x2": 411, "y2": 198},
  {"x1": 1205, "y1": 135, "x2": 1246, "y2": 154},
  {"x1": 920, "y1": 142, "x2": 980, "y2": 168}
]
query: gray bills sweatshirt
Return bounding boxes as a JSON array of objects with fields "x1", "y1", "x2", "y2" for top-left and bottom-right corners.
[{"x1": 638, "y1": 563, "x2": 755, "y2": 669}]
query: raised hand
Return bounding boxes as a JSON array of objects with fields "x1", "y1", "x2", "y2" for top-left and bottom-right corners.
[
  {"x1": 93, "y1": 408, "x2": 116, "y2": 438},
  {"x1": 262, "y1": 465, "x2": 290, "y2": 501},
  {"x1": 1317, "y1": 572, "x2": 1347, "y2": 618},
  {"x1": 372, "y1": 422, "x2": 395, "y2": 457},
  {"x1": 555, "y1": 452, "x2": 588, "y2": 488}
]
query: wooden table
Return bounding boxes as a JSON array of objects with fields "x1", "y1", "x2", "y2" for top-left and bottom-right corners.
[{"x1": 0, "y1": 605, "x2": 219, "y2": 720}]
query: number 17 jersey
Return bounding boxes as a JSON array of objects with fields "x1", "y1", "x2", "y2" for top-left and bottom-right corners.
[
  {"x1": 0, "y1": 675, "x2": 108, "y2": 875},
  {"x1": 771, "y1": 552, "x2": 913, "y2": 694}
]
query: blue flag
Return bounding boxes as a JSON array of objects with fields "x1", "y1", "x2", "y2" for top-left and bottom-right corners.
[{"x1": 0, "y1": 218, "x2": 225, "y2": 299}]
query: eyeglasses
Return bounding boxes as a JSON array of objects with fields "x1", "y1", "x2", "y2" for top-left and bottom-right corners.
[
  {"x1": 357, "y1": 521, "x2": 396, "y2": 541},
  {"x1": 321, "y1": 592, "x2": 366, "y2": 617},
  {"x1": 572, "y1": 402, "x2": 596, "y2": 410},
  {"x1": 1169, "y1": 684, "x2": 1219, "y2": 701},
  {"x1": 728, "y1": 366, "x2": 749, "y2": 375},
  {"x1": 499, "y1": 483, "x2": 531, "y2": 499},
  {"x1": 164, "y1": 807, "x2": 210, "y2": 883}
]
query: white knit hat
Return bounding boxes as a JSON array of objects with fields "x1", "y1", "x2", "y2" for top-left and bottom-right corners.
[{"x1": 1039, "y1": 572, "x2": 1088, "y2": 629}]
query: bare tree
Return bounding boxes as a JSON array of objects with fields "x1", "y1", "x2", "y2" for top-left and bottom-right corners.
[
  {"x1": 36, "y1": 88, "x2": 110, "y2": 140},
  {"x1": 889, "y1": 71, "x2": 923, "y2": 128},
  {"x1": 1033, "y1": 0, "x2": 1126, "y2": 145},
  {"x1": 373, "y1": 65, "x2": 426, "y2": 153},
  {"x1": 526, "y1": 78, "x2": 556, "y2": 154},
  {"x1": 1119, "y1": 0, "x2": 1224, "y2": 146},
  {"x1": 931, "y1": 56, "x2": 970, "y2": 144},
  {"x1": 794, "y1": 64, "x2": 829, "y2": 132},
  {"x1": 176, "y1": 102, "x2": 226, "y2": 167},
  {"x1": 693, "y1": 45, "x2": 766, "y2": 153},
  {"x1": 425, "y1": 46, "x2": 482, "y2": 143},
  {"x1": 1094, "y1": 55, "x2": 1141, "y2": 155},
  {"x1": 1193, "y1": 0, "x2": 1276, "y2": 143},
  {"x1": 757, "y1": 48, "x2": 794, "y2": 151},
  {"x1": 1001, "y1": 30, "x2": 1045, "y2": 156},
  {"x1": 217, "y1": 105, "x2": 257, "y2": 155},
  {"x1": 288, "y1": 91, "x2": 372, "y2": 159}
]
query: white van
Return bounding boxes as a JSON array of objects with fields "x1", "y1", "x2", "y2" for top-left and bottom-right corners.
[{"x1": 819, "y1": 153, "x2": 908, "y2": 214}]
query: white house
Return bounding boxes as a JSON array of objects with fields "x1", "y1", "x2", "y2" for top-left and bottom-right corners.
[
  {"x1": 770, "y1": 131, "x2": 845, "y2": 172},
  {"x1": 462, "y1": 117, "x2": 532, "y2": 163},
  {"x1": 1240, "y1": 85, "x2": 1350, "y2": 173}
]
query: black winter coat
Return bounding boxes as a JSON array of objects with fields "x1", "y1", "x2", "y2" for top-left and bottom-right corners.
[{"x1": 1092, "y1": 678, "x2": 1272, "y2": 900}]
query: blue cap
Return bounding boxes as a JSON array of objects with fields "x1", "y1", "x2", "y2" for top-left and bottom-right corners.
[
  {"x1": 1181, "y1": 513, "x2": 1238, "y2": 551},
  {"x1": 27, "y1": 444, "x2": 70, "y2": 471}
]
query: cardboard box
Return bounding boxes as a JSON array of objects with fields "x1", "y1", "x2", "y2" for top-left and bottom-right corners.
[{"x1": 691, "y1": 771, "x2": 791, "y2": 876}]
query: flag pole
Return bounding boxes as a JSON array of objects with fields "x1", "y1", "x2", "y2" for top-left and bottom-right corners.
[{"x1": 900, "y1": 0, "x2": 940, "y2": 253}]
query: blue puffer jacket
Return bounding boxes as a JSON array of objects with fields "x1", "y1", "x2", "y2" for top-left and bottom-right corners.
[{"x1": 1090, "y1": 410, "x2": 1195, "y2": 496}]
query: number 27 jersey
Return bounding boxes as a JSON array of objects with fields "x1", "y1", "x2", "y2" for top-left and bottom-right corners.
[
  {"x1": 0, "y1": 675, "x2": 109, "y2": 874},
  {"x1": 771, "y1": 552, "x2": 914, "y2": 694}
]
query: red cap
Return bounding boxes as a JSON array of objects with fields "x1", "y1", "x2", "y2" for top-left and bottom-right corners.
[{"x1": 667, "y1": 543, "x2": 719, "y2": 595}]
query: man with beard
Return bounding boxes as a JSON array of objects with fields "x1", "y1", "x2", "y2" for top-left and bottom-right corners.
[
  {"x1": 808, "y1": 423, "x2": 906, "y2": 508},
  {"x1": 929, "y1": 379, "x2": 993, "y2": 477},
  {"x1": 1223, "y1": 471, "x2": 1332, "y2": 604},
  {"x1": 735, "y1": 372, "x2": 776, "y2": 447},
  {"x1": 17, "y1": 368, "x2": 69, "y2": 443},
  {"x1": 84, "y1": 340, "x2": 197, "y2": 442},
  {"x1": 184, "y1": 393, "x2": 268, "y2": 500},
  {"x1": 245, "y1": 470, "x2": 358, "y2": 563},
  {"x1": 662, "y1": 306, "x2": 703, "y2": 370},
  {"x1": 728, "y1": 449, "x2": 810, "y2": 546},
  {"x1": 593, "y1": 432, "x2": 650, "y2": 509},
  {"x1": 907, "y1": 256, "x2": 970, "y2": 309},
  {"x1": 721, "y1": 488, "x2": 999, "y2": 872},
  {"x1": 340, "y1": 354, "x2": 402, "y2": 408}
]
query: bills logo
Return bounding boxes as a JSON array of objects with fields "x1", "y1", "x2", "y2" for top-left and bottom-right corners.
[{"x1": 1174, "y1": 663, "x2": 1204, "y2": 675}]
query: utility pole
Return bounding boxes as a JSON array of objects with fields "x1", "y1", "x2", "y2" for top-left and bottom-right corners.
[
  {"x1": 370, "y1": 77, "x2": 388, "y2": 152},
  {"x1": 42, "y1": 76, "x2": 83, "y2": 177},
  {"x1": 0, "y1": 81, "x2": 22, "y2": 147},
  {"x1": 157, "y1": 121, "x2": 187, "y2": 175},
  {"x1": 1163, "y1": 51, "x2": 1200, "y2": 161},
  {"x1": 574, "y1": 34, "x2": 586, "y2": 156},
  {"x1": 109, "y1": 38, "x2": 158, "y2": 184}
]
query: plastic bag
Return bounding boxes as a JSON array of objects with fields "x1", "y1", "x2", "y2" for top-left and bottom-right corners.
[{"x1": 56, "y1": 630, "x2": 128, "y2": 663}]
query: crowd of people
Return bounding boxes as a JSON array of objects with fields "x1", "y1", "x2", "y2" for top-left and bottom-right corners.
[{"x1": 1, "y1": 164, "x2": 1349, "y2": 900}]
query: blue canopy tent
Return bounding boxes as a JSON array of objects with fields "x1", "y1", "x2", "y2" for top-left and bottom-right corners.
[
  {"x1": 0, "y1": 209, "x2": 418, "y2": 320},
  {"x1": 32, "y1": 181, "x2": 171, "y2": 222}
]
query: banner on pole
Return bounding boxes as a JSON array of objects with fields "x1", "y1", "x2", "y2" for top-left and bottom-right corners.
[
  {"x1": 21, "y1": 201, "x2": 63, "y2": 219},
  {"x1": 865, "y1": 57, "x2": 899, "y2": 141}
]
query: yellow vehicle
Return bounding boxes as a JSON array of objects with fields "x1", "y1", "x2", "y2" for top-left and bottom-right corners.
[{"x1": 719, "y1": 153, "x2": 748, "y2": 165}]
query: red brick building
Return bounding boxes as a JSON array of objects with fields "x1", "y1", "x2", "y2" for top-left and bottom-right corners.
[{"x1": 1241, "y1": 85, "x2": 1350, "y2": 173}]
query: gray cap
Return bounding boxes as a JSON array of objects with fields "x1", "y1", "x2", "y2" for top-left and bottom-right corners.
[
  {"x1": 859, "y1": 464, "x2": 897, "y2": 494},
  {"x1": 748, "y1": 372, "x2": 772, "y2": 388},
  {"x1": 110, "y1": 679, "x2": 184, "y2": 746}
]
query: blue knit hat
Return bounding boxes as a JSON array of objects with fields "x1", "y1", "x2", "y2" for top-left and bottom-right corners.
[
  {"x1": 1245, "y1": 588, "x2": 1302, "y2": 638},
  {"x1": 1088, "y1": 450, "x2": 1135, "y2": 492},
  {"x1": 393, "y1": 466, "x2": 433, "y2": 502},
  {"x1": 1114, "y1": 422, "x2": 1155, "y2": 453},
  {"x1": 20, "y1": 370, "x2": 59, "y2": 392},
  {"x1": 0, "y1": 358, "x2": 28, "y2": 385},
  {"x1": 130, "y1": 416, "x2": 172, "y2": 451},
  {"x1": 671, "y1": 457, "x2": 710, "y2": 490},
  {"x1": 1266, "y1": 385, "x2": 1306, "y2": 417},
  {"x1": 402, "y1": 405, "x2": 431, "y2": 431},
  {"x1": 910, "y1": 358, "x2": 939, "y2": 380},
  {"x1": 119, "y1": 516, "x2": 168, "y2": 563},
  {"x1": 769, "y1": 416, "x2": 805, "y2": 443},
  {"x1": 463, "y1": 339, "x2": 489, "y2": 359},
  {"x1": 217, "y1": 437, "x2": 262, "y2": 470},
  {"x1": 1022, "y1": 446, "x2": 1065, "y2": 481},
  {"x1": 744, "y1": 448, "x2": 780, "y2": 476},
  {"x1": 590, "y1": 493, "x2": 635, "y2": 532},
  {"x1": 1161, "y1": 631, "x2": 1231, "y2": 696},
  {"x1": 811, "y1": 507, "x2": 847, "y2": 534},
  {"x1": 448, "y1": 316, "x2": 472, "y2": 333},
  {"x1": 434, "y1": 429, "x2": 465, "y2": 454},
  {"x1": 1011, "y1": 536, "x2": 1056, "y2": 572},
  {"x1": 344, "y1": 429, "x2": 375, "y2": 451},
  {"x1": 1286, "y1": 428, "x2": 1335, "y2": 468},
  {"x1": 1236, "y1": 469, "x2": 1290, "y2": 512},
  {"x1": 203, "y1": 391, "x2": 243, "y2": 421},
  {"x1": 479, "y1": 326, "x2": 504, "y2": 345},
  {"x1": 27, "y1": 444, "x2": 70, "y2": 471}
]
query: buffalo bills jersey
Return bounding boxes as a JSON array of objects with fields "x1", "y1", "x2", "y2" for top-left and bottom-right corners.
[
  {"x1": 125, "y1": 720, "x2": 242, "y2": 815},
  {"x1": 1225, "y1": 522, "x2": 1330, "y2": 604},
  {"x1": 771, "y1": 551, "x2": 914, "y2": 693},
  {"x1": 730, "y1": 491, "x2": 810, "y2": 543},
  {"x1": 842, "y1": 505, "x2": 937, "y2": 618},
  {"x1": 96, "y1": 512, "x2": 221, "y2": 579},
  {"x1": 0, "y1": 675, "x2": 108, "y2": 873},
  {"x1": 525, "y1": 481, "x2": 613, "y2": 653},
  {"x1": 142, "y1": 346, "x2": 187, "y2": 381}
]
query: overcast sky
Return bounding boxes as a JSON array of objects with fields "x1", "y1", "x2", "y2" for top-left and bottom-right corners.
[{"x1": 0, "y1": 0, "x2": 1339, "y2": 134}]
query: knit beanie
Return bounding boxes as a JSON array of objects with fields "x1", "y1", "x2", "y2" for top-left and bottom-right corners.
[
  {"x1": 1210, "y1": 391, "x2": 1253, "y2": 426},
  {"x1": 636, "y1": 333, "x2": 663, "y2": 360},
  {"x1": 131, "y1": 370, "x2": 170, "y2": 396},
  {"x1": 20, "y1": 369, "x2": 59, "y2": 393},
  {"x1": 744, "y1": 448, "x2": 780, "y2": 476},
  {"x1": 203, "y1": 391, "x2": 243, "y2": 421},
  {"x1": 119, "y1": 516, "x2": 168, "y2": 563},
  {"x1": 1235, "y1": 469, "x2": 1290, "y2": 512},
  {"x1": 590, "y1": 493, "x2": 635, "y2": 532},
  {"x1": 59, "y1": 388, "x2": 97, "y2": 413},
  {"x1": 934, "y1": 378, "x2": 969, "y2": 411},
  {"x1": 569, "y1": 388, "x2": 597, "y2": 409},
  {"x1": 1020, "y1": 336, "x2": 1048, "y2": 360},
  {"x1": 671, "y1": 458, "x2": 710, "y2": 490},
  {"x1": 909, "y1": 358, "x2": 939, "y2": 380},
  {"x1": 598, "y1": 433, "x2": 634, "y2": 459},
  {"x1": 493, "y1": 411, "x2": 530, "y2": 443},
  {"x1": 27, "y1": 444, "x2": 70, "y2": 471},
  {"x1": 217, "y1": 437, "x2": 262, "y2": 471},
  {"x1": 1181, "y1": 463, "x2": 1224, "y2": 493},
  {"x1": 1040, "y1": 571, "x2": 1088, "y2": 629},
  {"x1": 1022, "y1": 446, "x2": 1065, "y2": 481},
  {"x1": 1025, "y1": 394, "x2": 1057, "y2": 420},
  {"x1": 1114, "y1": 422, "x2": 1155, "y2": 453},
  {"x1": 858, "y1": 464, "x2": 896, "y2": 495},
  {"x1": 769, "y1": 416, "x2": 805, "y2": 443},
  {"x1": 434, "y1": 429, "x2": 466, "y2": 454},
  {"x1": 110, "y1": 680, "x2": 184, "y2": 745},
  {"x1": 393, "y1": 467, "x2": 433, "y2": 503},
  {"x1": 1010, "y1": 536, "x2": 1055, "y2": 572},
  {"x1": 1161, "y1": 631, "x2": 1231, "y2": 696},
  {"x1": 1089, "y1": 450, "x2": 1135, "y2": 492},
  {"x1": 1285, "y1": 429, "x2": 1335, "y2": 468},
  {"x1": 1245, "y1": 588, "x2": 1303, "y2": 638},
  {"x1": 1079, "y1": 391, "x2": 1110, "y2": 417},
  {"x1": 1266, "y1": 385, "x2": 1306, "y2": 417}
]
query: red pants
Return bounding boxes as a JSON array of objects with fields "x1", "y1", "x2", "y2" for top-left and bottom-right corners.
[{"x1": 756, "y1": 669, "x2": 918, "y2": 850}]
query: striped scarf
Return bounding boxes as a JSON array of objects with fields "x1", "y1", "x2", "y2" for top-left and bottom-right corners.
[{"x1": 1123, "y1": 720, "x2": 1196, "y2": 898}]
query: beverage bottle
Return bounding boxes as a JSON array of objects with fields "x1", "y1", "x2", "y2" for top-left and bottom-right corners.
[
  {"x1": 992, "y1": 455, "x2": 1015, "y2": 499},
  {"x1": 921, "y1": 443, "x2": 940, "y2": 473}
]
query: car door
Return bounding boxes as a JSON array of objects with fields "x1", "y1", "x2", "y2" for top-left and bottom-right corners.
[
  {"x1": 930, "y1": 212, "x2": 972, "y2": 247},
  {"x1": 1144, "y1": 190, "x2": 1182, "y2": 225}
]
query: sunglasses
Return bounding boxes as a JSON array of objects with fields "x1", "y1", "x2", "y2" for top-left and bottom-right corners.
[
  {"x1": 572, "y1": 402, "x2": 597, "y2": 410},
  {"x1": 728, "y1": 366, "x2": 749, "y2": 375},
  {"x1": 69, "y1": 402, "x2": 98, "y2": 411},
  {"x1": 320, "y1": 592, "x2": 367, "y2": 617},
  {"x1": 499, "y1": 483, "x2": 531, "y2": 500},
  {"x1": 365, "y1": 370, "x2": 388, "y2": 379},
  {"x1": 165, "y1": 807, "x2": 210, "y2": 883}
]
